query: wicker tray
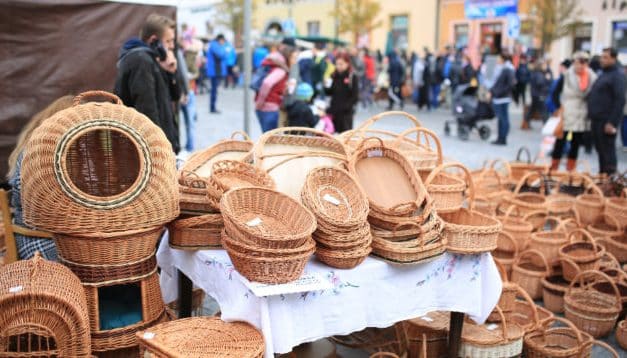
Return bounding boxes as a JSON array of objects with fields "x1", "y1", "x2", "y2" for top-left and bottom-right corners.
[
  {"x1": 168, "y1": 213, "x2": 223, "y2": 250},
  {"x1": 181, "y1": 131, "x2": 253, "y2": 178}
]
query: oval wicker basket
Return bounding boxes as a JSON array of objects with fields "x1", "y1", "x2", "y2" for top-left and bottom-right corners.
[
  {"x1": 210, "y1": 160, "x2": 275, "y2": 193},
  {"x1": 597, "y1": 231, "x2": 627, "y2": 263},
  {"x1": 558, "y1": 229, "x2": 605, "y2": 282},
  {"x1": 0, "y1": 253, "x2": 91, "y2": 357},
  {"x1": 605, "y1": 192, "x2": 627, "y2": 228},
  {"x1": 371, "y1": 220, "x2": 446, "y2": 265},
  {"x1": 422, "y1": 162, "x2": 469, "y2": 214},
  {"x1": 511, "y1": 249, "x2": 550, "y2": 300},
  {"x1": 497, "y1": 206, "x2": 534, "y2": 251},
  {"x1": 221, "y1": 229, "x2": 316, "y2": 258},
  {"x1": 574, "y1": 182, "x2": 605, "y2": 226},
  {"x1": 179, "y1": 171, "x2": 219, "y2": 213},
  {"x1": 220, "y1": 187, "x2": 317, "y2": 249},
  {"x1": 180, "y1": 131, "x2": 253, "y2": 178},
  {"x1": 523, "y1": 316, "x2": 585, "y2": 358},
  {"x1": 541, "y1": 257, "x2": 580, "y2": 314},
  {"x1": 315, "y1": 243, "x2": 372, "y2": 270},
  {"x1": 617, "y1": 320, "x2": 627, "y2": 350},
  {"x1": 21, "y1": 91, "x2": 179, "y2": 234},
  {"x1": 136, "y1": 316, "x2": 264, "y2": 358},
  {"x1": 460, "y1": 306, "x2": 524, "y2": 358},
  {"x1": 168, "y1": 213, "x2": 223, "y2": 250},
  {"x1": 391, "y1": 126, "x2": 443, "y2": 173},
  {"x1": 564, "y1": 270, "x2": 622, "y2": 338}
]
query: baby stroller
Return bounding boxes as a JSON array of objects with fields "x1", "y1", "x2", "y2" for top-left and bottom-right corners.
[{"x1": 444, "y1": 84, "x2": 494, "y2": 141}]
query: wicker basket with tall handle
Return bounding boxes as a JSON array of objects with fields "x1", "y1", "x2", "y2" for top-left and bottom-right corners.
[
  {"x1": 574, "y1": 179, "x2": 605, "y2": 226},
  {"x1": 391, "y1": 126, "x2": 443, "y2": 173},
  {"x1": 523, "y1": 316, "x2": 584, "y2": 358},
  {"x1": 558, "y1": 229, "x2": 605, "y2": 282},
  {"x1": 422, "y1": 162, "x2": 470, "y2": 214},
  {"x1": 511, "y1": 249, "x2": 551, "y2": 299},
  {"x1": 21, "y1": 91, "x2": 179, "y2": 234}
]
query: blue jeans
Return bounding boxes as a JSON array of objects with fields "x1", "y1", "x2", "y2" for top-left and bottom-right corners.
[
  {"x1": 256, "y1": 110, "x2": 279, "y2": 133},
  {"x1": 622, "y1": 115, "x2": 627, "y2": 147},
  {"x1": 210, "y1": 76, "x2": 221, "y2": 112},
  {"x1": 493, "y1": 102, "x2": 510, "y2": 143},
  {"x1": 430, "y1": 84, "x2": 441, "y2": 109},
  {"x1": 180, "y1": 91, "x2": 196, "y2": 152}
]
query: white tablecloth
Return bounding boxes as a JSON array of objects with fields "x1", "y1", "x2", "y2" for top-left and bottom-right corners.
[{"x1": 157, "y1": 236, "x2": 502, "y2": 357}]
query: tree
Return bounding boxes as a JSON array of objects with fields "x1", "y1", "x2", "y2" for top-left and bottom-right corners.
[
  {"x1": 333, "y1": 0, "x2": 382, "y2": 45},
  {"x1": 530, "y1": 0, "x2": 583, "y2": 53},
  {"x1": 216, "y1": 0, "x2": 252, "y2": 47}
]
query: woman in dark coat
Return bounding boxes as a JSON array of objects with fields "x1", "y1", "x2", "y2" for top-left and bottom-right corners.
[{"x1": 325, "y1": 52, "x2": 359, "y2": 133}]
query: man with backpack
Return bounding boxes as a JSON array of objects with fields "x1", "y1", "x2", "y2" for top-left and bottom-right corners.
[{"x1": 205, "y1": 34, "x2": 227, "y2": 113}]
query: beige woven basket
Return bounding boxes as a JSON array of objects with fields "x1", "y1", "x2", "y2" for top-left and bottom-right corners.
[
  {"x1": 371, "y1": 219, "x2": 446, "y2": 265},
  {"x1": 137, "y1": 316, "x2": 264, "y2": 358},
  {"x1": 523, "y1": 316, "x2": 585, "y2": 358},
  {"x1": 422, "y1": 162, "x2": 469, "y2": 214},
  {"x1": 210, "y1": 160, "x2": 275, "y2": 193},
  {"x1": 0, "y1": 253, "x2": 91, "y2": 357},
  {"x1": 574, "y1": 181, "x2": 605, "y2": 226},
  {"x1": 511, "y1": 249, "x2": 551, "y2": 300},
  {"x1": 180, "y1": 131, "x2": 253, "y2": 178},
  {"x1": 21, "y1": 91, "x2": 179, "y2": 234},
  {"x1": 617, "y1": 319, "x2": 627, "y2": 350},
  {"x1": 460, "y1": 306, "x2": 524, "y2": 358},
  {"x1": 168, "y1": 213, "x2": 223, "y2": 250},
  {"x1": 605, "y1": 191, "x2": 627, "y2": 228},
  {"x1": 541, "y1": 257, "x2": 579, "y2": 314},
  {"x1": 391, "y1": 127, "x2": 443, "y2": 173},
  {"x1": 497, "y1": 205, "x2": 534, "y2": 251},
  {"x1": 558, "y1": 229, "x2": 605, "y2": 282},
  {"x1": 508, "y1": 147, "x2": 547, "y2": 182}
]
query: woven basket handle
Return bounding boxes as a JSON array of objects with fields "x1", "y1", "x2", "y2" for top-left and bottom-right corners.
[
  {"x1": 254, "y1": 127, "x2": 341, "y2": 165},
  {"x1": 498, "y1": 203, "x2": 522, "y2": 220},
  {"x1": 514, "y1": 249, "x2": 550, "y2": 276},
  {"x1": 369, "y1": 352, "x2": 400, "y2": 358},
  {"x1": 515, "y1": 146, "x2": 532, "y2": 163},
  {"x1": 490, "y1": 158, "x2": 513, "y2": 179},
  {"x1": 514, "y1": 284, "x2": 540, "y2": 328},
  {"x1": 353, "y1": 137, "x2": 386, "y2": 153},
  {"x1": 424, "y1": 162, "x2": 475, "y2": 209},
  {"x1": 491, "y1": 305, "x2": 511, "y2": 341},
  {"x1": 599, "y1": 251, "x2": 620, "y2": 271},
  {"x1": 568, "y1": 270, "x2": 622, "y2": 310},
  {"x1": 230, "y1": 130, "x2": 252, "y2": 142},
  {"x1": 539, "y1": 316, "x2": 583, "y2": 343},
  {"x1": 179, "y1": 170, "x2": 207, "y2": 188},
  {"x1": 73, "y1": 91, "x2": 122, "y2": 106},
  {"x1": 497, "y1": 231, "x2": 518, "y2": 258},
  {"x1": 358, "y1": 110, "x2": 421, "y2": 130},
  {"x1": 263, "y1": 151, "x2": 347, "y2": 173},
  {"x1": 556, "y1": 256, "x2": 580, "y2": 278},
  {"x1": 513, "y1": 171, "x2": 545, "y2": 195},
  {"x1": 494, "y1": 259, "x2": 509, "y2": 282},
  {"x1": 566, "y1": 229, "x2": 597, "y2": 248},
  {"x1": 582, "y1": 340, "x2": 619, "y2": 358},
  {"x1": 393, "y1": 127, "x2": 443, "y2": 166},
  {"x1": 581, "y1": 175, "x2": 604, "y2": 197}
]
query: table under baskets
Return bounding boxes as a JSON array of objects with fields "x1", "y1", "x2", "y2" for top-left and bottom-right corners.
[{"x1": 157, "y1": 234, "x2": 502, "y2": 357}]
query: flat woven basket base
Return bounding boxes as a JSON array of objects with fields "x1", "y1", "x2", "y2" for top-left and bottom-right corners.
[
  {"x1": 137, "y1": 316, "x2": 264, "y2": 358},
  {"x1": 195, "y1": 151, "x2": 251, "y2": 177},
  {"x1": 355, "y1": 156, "x2": 417, "y2": 209}
]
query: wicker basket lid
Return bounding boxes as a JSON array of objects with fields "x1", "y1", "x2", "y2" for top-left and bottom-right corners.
[
  {"x1": 137, "y1": 316, "x2": 264, "y2": 357},
  {"x1": 21, "y1": 91, "x2": 179, "y2": 234}
]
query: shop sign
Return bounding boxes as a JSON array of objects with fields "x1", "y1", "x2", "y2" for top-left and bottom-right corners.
[{"x1": 465, "y1": 0, "x2": 518, "y2": 19}]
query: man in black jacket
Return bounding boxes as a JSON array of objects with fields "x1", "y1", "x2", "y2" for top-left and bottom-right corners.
[
  {"x1": 587, "y1": 47, "x2": 626, "y2": 174},
  {"x1": 524, "y1": 59, "x2": 552, "y2": 128},
  {"x1": 114, "y1": 14, "x2": 180, "y2": 153}
]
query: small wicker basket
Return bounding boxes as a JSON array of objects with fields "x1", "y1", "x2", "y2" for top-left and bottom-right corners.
[
  {"x1": 460, "y1": 306, "x2": 524, "y2": 358},
  {"x1": 423, "y1": 162, "x2": 470, "y2": 214},
  {"x1": 617, "y1": 319, "x2": 627, "y2": 350},
  {"x1": 168, "y1": 213, "x2": 223, "y2": 250},
  {"x1": 511, "y1": 249, "x2": 551, "y2": 300},
  {"x1": 575, "y1": 183, "x2": 605, "y2": 226},
  {"x1": 558, "y1": 229, "x2": 605, "y2": 282}
]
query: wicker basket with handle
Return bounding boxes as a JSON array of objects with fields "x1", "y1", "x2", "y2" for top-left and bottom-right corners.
[
  {"x1": 422, "y1": 162, "x2": 469, "y2": 214},
  {"x1": 371, "y1": 220, "x2": 446, "y2": 265},
  {"x1": 542, "y1": 257, "x2": 580, "y2": 314},
  {"x1": 210, "y1": 160, "x2": 275, "y2": 193},
  {"x1": 587, "y1": 214, "x2": 622, "y2": 239},
  {"x1": 21, "y1": 91, "x2": 179, "y2": 234},
  {"x1": 564, "y1": 270, "x2": 622, "y2": 338},
  {"x1": 492, "y1": 231, "x2": 518, "y2": 278},
  {"x1": 523, "y1": 316, "x2": 584, "y2": 358},
  {"x1": 574, "y1": 180, "x2": 605, "y2": 226},
  {"x1": 402, "y1": 311, "x2": 450, "y2": 358},
  {"x1": 511, "y1": 249, "x2": 551, "y2": 299},
  {"x1": 509, "y1": 147, "x2": 547, "y2": 182},
  {"x1": 391, "y1": 126, "x2": 443, "y2": 173},
  {"x1": 529, "y1": 221, "x2": 568, "y2": 264},
  {"x1": 596, "y1": 230, "x2": 627, "y2": 263},
  {"x1": 605, "y1": 189, "x2": 627, "y2": 227},
  {"x1": 558, "y1": 229, "x2": 605, "y2": 282},
  {"x1": 168, "y1": 213, "x2": 223, "y2": 250},
  {"x1": 460, "y1": 306, "x2": 524, "y2": 358},
  {"x1": 181, "y1": 131, "x2": 253, "y2": 178},
  {"x1": 617, "y1": 319, "x2": 627, "y2": 350},
  {"x1": 497, "y1": 205, "x2": 534, "y2": 252}
]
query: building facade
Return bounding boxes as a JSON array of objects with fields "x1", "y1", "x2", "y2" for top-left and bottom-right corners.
[{"x1": 253, "y1": 0, "x2": 438, "y2": 52}]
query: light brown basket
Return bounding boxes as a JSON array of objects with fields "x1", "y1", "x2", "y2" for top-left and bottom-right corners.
[
  {"x1": 371, "y1": 220, "x2": 447, "y2": 265},
  {"x1": 493, "y1": 232, "x2": 518, "y2": 278},
  {"x1": 423, "y1": 162, "x2": 469, "y2": 214},
  {"x1": 587, "y1": 214, "x2": 622, "y2": 239},
  {"x1": 542, "y1": 257, "x2": 580, "y2": 314},
  {"x1": 391, "y1": 126, "x2": 443, "y2": 173},
  {"x1": 210, "y1": 159, "x2": 275, "y2": 193},
  {"x1": 523, "y1": 316, "x2": 585, "y2": 358},
  {"x1": 497, "y1": 206, "x2": 534, "y2": 251},
  {"x1": 315, "y1": 243, "x2": 372, "y2": 269},
  {"x1": 301, "y1": 166, "x2": 369, "y2": 228},
  {"x1": 254, "y1": 127, "x2": 348, "y2": 200},
  {"x1": 574, "y1": 182, "x2": 605, "y2": 226},
  {"x1": 472, "y1": 159, "x2": 513, "y2": 195},
  {"x1": 220, "y1": 187, "x2": 317, "y2": 250},
  {"x1": 221, "y1": 230, "x2": 316, "y2": 258},
  {"x1": 597, "y1": 231, "x2": 627, "y2": 263},
  {"x1": 21, "y1": 91, "x2": 179, "y2": 234},
  {"x1": 511, "y1": 249, "x2": 551, "y2": 299},
  {"x1": 331, "y1": 323, "x2": 408, "y2": 356},
  {"x1": 339, "y1": 127, "x2": 404, "y2": 153},
  {"x1": 0, "y1": 253, "x2": 91, "y2": 357},
  {"x1": 369, "y1": 209, "x2": 438, "y2": 241},
  {"x1": 179, "y1": 171, "x2": 220, "y2": 213},
  {"x1": 605, "y1": 190, "x2": 627, "y2": 228},
  {"x1": 181, "y1": 131, "x2": 253, "y2": 178},
  {"x1": 54, "y1": 226, "x2": 163, "y2": 265},
  {"x1": 313, "y1": 222, "x2": 372, "y2": 249},
  {"x1": 494, "y1": 285, "x2": 542, "y2": 332},
  {"x1": 546, "y1": 193, "x2": 576, "y2": 216},
  {"x1": 222, "y1": 231, "x2": 314, "y2": 284},
  {"x1": 348, "y1": 137, "x2": 428, "y2": 218},
  {"x1": 168, "y1": 213, "x2": 223, "y2": 250},
  {"x1": 509, "y1": 147, "x2": 547, "y2": 182},
  {"x1": 529, "y1": 230, "x2": 568, "y2": 264},
  {"x1": 460, "y1": 306, "x2": 524, "y2": 358},
  {"x1": 591, "y1": 273, "x2": 627, "y2": 320},
  {"x1": 558, "y1": 229, "x2": 605, "y2": 282},
  {"x1": 136, "y1": 316, "x2": 264, "y2": 358},
  {"x1": 617, "y1": 320, "x2": 627, "y2": 350},
  {"x1": 564, "y1": 270, "x2": 622, "y2": 338},
  {"x1": 402, "y1": 311, "x2": 450, "y2": 358}
]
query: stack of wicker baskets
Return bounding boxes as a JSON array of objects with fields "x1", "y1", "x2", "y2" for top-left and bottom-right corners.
[
  {"x1": 20, "y1": 91, "x2": 177, "y2": 354},
  {"x1": 0, "y1": 253, "x2": 92, "y2": 357},
  {"x1": 348, "y1": 138, "x2": 445, "y2": 265},
  {"x1": 301, "y1": 167, "x2": 372, "y2": 269},
  {"x1": 220, "y1": 187, "x2": 317, "y2": 284}
]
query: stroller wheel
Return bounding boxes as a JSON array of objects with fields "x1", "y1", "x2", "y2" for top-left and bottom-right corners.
[
  {"x1": 457, "y1": 125, "x2": 469, "y2": 141},
  {"x1": 444, "y1": 122, "x2": 451, "y2": 136},
  {"x1": 478, "y1": 125, "x2": 491, "y2": 141}
]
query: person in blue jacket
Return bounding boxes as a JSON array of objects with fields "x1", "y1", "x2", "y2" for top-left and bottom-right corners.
[
  {"x1": 253, "y1": 45, "x2": 269, "y2": 70},
  {"x1": 205, "y1": 34, "x2": 227, "y2": 113},
  {"x1": 224, "y1": 40, "x2": 238, "y2": 88}
]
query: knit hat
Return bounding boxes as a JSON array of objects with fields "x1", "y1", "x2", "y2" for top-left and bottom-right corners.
[{"x1": 294, "y1": 83, "x2": 314, "y2": 101}]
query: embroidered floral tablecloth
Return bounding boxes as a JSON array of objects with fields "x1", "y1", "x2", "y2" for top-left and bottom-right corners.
[{"x1": 157, "y1": 235, "x2": 501, "y2": 357}]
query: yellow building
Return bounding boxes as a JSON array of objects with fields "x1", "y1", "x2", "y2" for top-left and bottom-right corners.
[{"x1": 253, "y1": 0, "x2": 438, "y2": 52}]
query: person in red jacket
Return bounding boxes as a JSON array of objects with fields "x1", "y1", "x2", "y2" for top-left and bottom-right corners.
[
  {"x1": 255, "y1": 49, "x2": 291, "y2": 132},
  {"x1": 362, "y1": 48, "x2": 376, "y2": 108}
]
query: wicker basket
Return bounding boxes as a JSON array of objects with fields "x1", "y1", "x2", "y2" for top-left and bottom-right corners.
[
  {"x1": 371, "y1": 220, "x2": 447, "y2": 265},
  {"x1": 558, "y1": 229, "x2": 605, "y2": 282},
  {"x1": 564, "y1": 270, "x2": 622, "y2": 338},
  {"x1": 391, "y1": 126, "x2": 443, "y2": 173},
  {"x1": 493, "y1": 232, "x2": 518, "y2": 279},
  {"x1": 54, "y1": 226, "x2": 163, "y2": 265},
  {"x1": 505, "y1": 290, "x2": 554, "y2": 334},
  {"x1": 21, "y1": 91, "x2": 179, "y2": 234},
  {"x1": 617, "y1": 320, "x2": 627, "y2": 350},
  {"x1": 222, "y1": 231, "x2": 314, "y2": 284},
  {"x1": 460, "y1": 306, "x2": 524, "y2": 358},
  {"x1": 315, "y1": 243, "x2": 372, "y2": 269},
  {"x1": 523, "y1": 316, "x2": 585, "y2": 358},
  {"x1": 0, "y1": 253, "x2": 91, "y2": 357},
  {"x1": 402, "y1": 311, "x2": 450, "y2": 358},
  {"x1": 596, "y1": 231, "x2": 627, "y2": 263},
  {"x1": 136, "y1": 316, "x2": 264, "y2": 358},
  {"x1": 348, "y1": 137, "x2": 428, "y2": 218},
  {"x1": 220, "y1": 187, "x2": 317, "y2": 250},
  {"x1": 331, "y1": 323, "x2": 408, "y2": 357},
  {"x1": 587, "y1": 214, "x2": 622, "y2": 239},
  {"x1": 210, "y1": 159, "x2": 275, "y2": 193},
  {"x1": 511, "y1": 249, "x2": 551, "y2": 299},
  {"x1": 180, "y1": 131, "x2": 253, "y2": 177},
  {"x1": 440, "y1": 207, "x2": 501, "y2": 254},
  {"x1": 575, "y1": 183, "x2": 605, "y2": 226},
  {"x1": 497, "y1": 206, "x2": 534, "y2": 251},
  {"x1": 179, "y1": 171, "x2": 220, "y2": 213},
  {"x1": 347, "y1": 111, "x2": 422, "y2": 150},
  {"x1": 254, "y1": 127, "x2": 348, "y2": 200},
  {"x1": 529, "y1": 230, "x2": 568, "y2": 264},
  {"x1": 423, "y1": 162, "x2": 469, "y2": 214},
  {"x1": 168, "y1": 213, "x2": 223, "y2": 250},
  {"x1": 541, "y1": 257, "x2": 579, "y2": 314},
  {"x1": 509, "y1": 147, "x2": 547, "y2": 182},
  {"x1": 605, "y1": 191, "x2": 627, "y2": 228}
]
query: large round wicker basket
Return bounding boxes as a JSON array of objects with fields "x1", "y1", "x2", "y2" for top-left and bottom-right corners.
[
  {"x1": 0, "y1": 253, "x2": 91, "y2": 357},
  {"x1": 21, "y1": 91, "x2": 179, "y2": 234}
]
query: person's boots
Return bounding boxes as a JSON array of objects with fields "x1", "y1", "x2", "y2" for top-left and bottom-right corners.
[
  {"x1": 566, "y1": 158, "x2": 577, "y2": 172},
  {"x1": 551, "y1": 158, "x2": 561, "y2": 171}
]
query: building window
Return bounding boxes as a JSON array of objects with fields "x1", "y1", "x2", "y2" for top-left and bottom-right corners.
[
  {"x1": 572, "y1": 23, "x2": 593, "y2": 52},
  {"x1": 390, "y1": 15, "x2": 409, "y2": 50},
  {"x1": 454, "y1": 24, "x2": 469, "y2": 49},
  {"x1": 612, "y1": 21, "x2": 627, "y2": 55},
  {"x1": 307, "y1": 21, "x2": 320, "y2": 36},
  {"x1": 480, "y1": 22, "x2": 503, "y2": 54}
]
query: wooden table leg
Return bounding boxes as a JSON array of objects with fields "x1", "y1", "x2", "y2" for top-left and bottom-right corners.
[
  {"x1": 448, "y1": 311, "x2": 464, "y2": 358},
  {"x1": 178, "y1": 269, "x2": 193, "y2": 318}
]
